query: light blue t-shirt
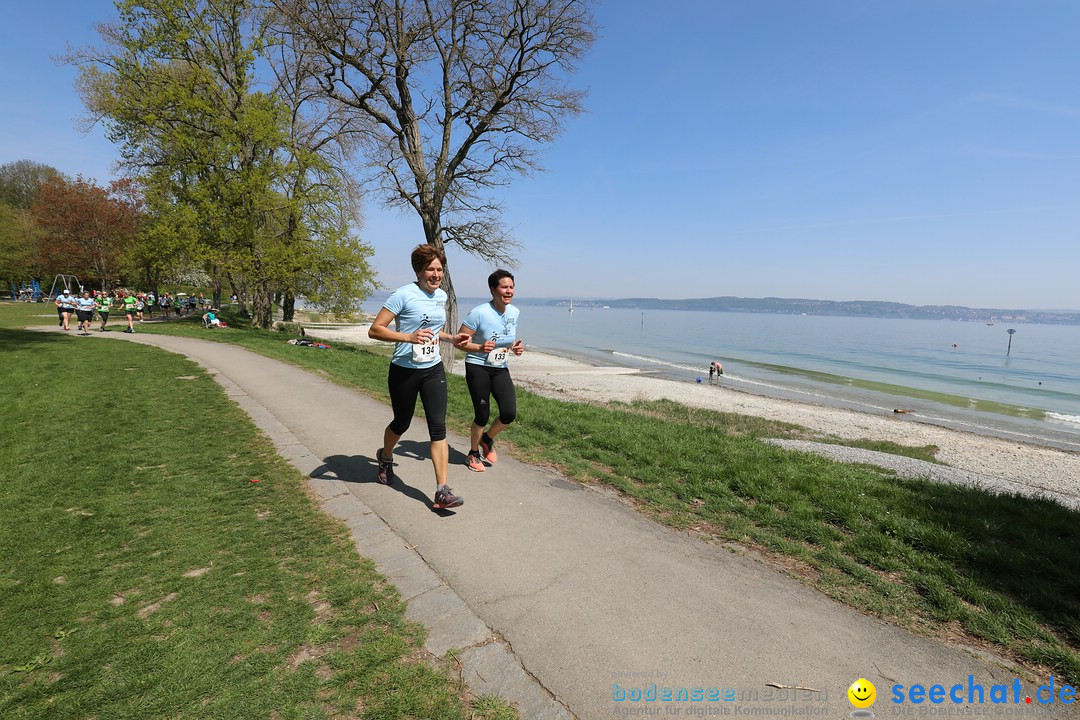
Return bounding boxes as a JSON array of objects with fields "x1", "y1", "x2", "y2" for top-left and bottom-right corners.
[
  {"x1": 462, "y1": 302, "x2": 520, "y2": 367},
  {"x1": 76, "y1": 297, "x2": 96, "y2": 312},
  {"x1": 383, "y1": 282, "x2": 447, "y2": 369}
]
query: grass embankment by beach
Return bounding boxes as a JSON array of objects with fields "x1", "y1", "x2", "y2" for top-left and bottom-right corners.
[
  {"x1": 0, "y1": 306, "x2": 516, "y2": 719},
  {"x1": 6, "y1": 303, "x2": 1080, "y2": 686},
  {"x1": 753, "y1": 360, "x2": 1051, "y2": 421}
]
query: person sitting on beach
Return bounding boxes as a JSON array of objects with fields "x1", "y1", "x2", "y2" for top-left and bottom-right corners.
[{"x1": 454, "y1": 269, "x2": 525, "y2": 473}]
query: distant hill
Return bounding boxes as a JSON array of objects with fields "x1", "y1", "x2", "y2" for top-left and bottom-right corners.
[{"x1": 515, "y1": 296, "x2": 1080, "y2": 325}]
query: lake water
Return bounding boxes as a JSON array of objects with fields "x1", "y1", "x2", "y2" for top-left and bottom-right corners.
[
  {"x1": 365, "y1": 297, "x2": 1080, "y2": 452},
  {"x1": 517, "y1": 305, "x2": 1080, "y2": 452}
]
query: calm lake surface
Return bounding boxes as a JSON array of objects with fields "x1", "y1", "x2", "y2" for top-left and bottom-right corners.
[{"x1": 517, "y1": 305, "x2": 1080, "y2": 452}]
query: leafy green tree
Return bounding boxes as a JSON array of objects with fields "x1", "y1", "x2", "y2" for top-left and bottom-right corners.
[
  {"x1": 265, "y1": 24, "x2": 374, "y2": 320},
  {"x1": 0, "y1": 160, "x2": 63, "y2": 210},
  {"x1": 0, "y1": 204, "x2": 45, "y2": 296},
  {"x1": 72, "y1": 0, "x2": 375, "y2": 327},
  {"x1": 0, "y1": 160, "x2": 63, "y2": 295}
]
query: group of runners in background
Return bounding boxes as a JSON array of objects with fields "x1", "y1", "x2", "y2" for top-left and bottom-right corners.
[
  {"x1": 54, "y1": 288, "x2": 211, "y2": 335},
  {"x1": 369, "y1": 244, "x2": 524, "y2": 511}
]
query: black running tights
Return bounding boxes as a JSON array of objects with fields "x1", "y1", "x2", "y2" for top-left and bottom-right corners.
[
  {"x1": 387, "y1": 362, "x2": 447, "y2": 441},
  {"x1": 465, "y1": 363, "x2": 517, "y2": 428}
]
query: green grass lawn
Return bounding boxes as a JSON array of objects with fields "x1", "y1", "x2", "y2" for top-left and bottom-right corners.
[
  {"x1": 5, "y1": 302, "x2": 1080, "y2": 687},
  {"x1": 0, "y1": 304, "x2": 516, "y2": 720}
]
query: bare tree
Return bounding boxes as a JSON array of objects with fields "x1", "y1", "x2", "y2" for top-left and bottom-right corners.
[{"x1": 269, "y1": 0, "x2": 596, "y2": 361}]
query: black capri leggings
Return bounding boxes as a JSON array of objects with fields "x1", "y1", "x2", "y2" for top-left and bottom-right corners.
[
  {"x1": 387, "y1": 362, "x2": 448, "y2": 441},
  {"x1": 465, "y1": 363, "x2": 517, "y2": 428}
]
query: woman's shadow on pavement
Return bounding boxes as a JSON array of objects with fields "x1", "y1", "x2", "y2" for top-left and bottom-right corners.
[{"x1": 312, "y1": 440, "x2": 470, "y2": 514}]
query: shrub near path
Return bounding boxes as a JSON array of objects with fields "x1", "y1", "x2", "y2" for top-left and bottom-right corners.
[{"x1": 0, "y1": 324, "x2": 515, "y2": 720}]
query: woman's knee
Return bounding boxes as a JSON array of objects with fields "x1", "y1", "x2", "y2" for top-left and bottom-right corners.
[
  {"x1": 427, "y1": 421, "x2": 447, "y2": 442},
  {"x1": 473, "y1": 407, "x2": 491, "y2": 428},
  {"x1": 498, "y1": 410, "x2": 516, "y2": 426}
]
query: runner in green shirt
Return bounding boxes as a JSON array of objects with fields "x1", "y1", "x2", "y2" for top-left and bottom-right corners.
[
  {"x1": 97, "y1": 291, "x2": 112, "y2": 332},
  {"x1": 122, "y1": 291, "x2": 138, "y2": 333}
]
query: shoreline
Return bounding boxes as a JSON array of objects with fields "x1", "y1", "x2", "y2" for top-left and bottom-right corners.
[{"x1": 303, "y1": 324, "x2": 1080, "y2": 502}]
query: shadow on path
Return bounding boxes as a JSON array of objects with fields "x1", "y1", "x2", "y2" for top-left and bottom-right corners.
[{"x1": 312, "y1": 443, "x2": 463, "y2": 516}]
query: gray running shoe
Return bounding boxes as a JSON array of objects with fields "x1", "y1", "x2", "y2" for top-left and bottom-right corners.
[{"x1": 433, "y1": 486, "x2": 463, "y2": 509}]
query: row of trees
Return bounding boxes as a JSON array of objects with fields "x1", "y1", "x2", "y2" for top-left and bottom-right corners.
[
  {"x1": 0, "y1": 160, "x2": 141, "y2": 296},
  {"x1": 69, "y1": 0, "x2": 379, "y2": 324},
  {"x1": 0, "y1": 155, "x2": 370, "y2": 321},
  {"x1": 16, "y1": 0, "x2": 595, "y2": 333}
]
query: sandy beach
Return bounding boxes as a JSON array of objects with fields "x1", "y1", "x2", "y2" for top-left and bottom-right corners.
[{"x1": 306, "y1": 324, "x2": 1080, "y2": 504}]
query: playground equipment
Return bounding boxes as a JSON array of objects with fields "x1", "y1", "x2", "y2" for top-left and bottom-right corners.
[
  {"x1": 47, "y1": 274, "x2": 82, "y2": 300},
  {"x1": 11, "y1": 279, "x2": 43, "y2": 302}
]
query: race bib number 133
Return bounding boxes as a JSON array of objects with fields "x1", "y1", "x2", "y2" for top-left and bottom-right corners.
[{"x1": 486, "y1": 347, "x2": 509, "y2": 367}]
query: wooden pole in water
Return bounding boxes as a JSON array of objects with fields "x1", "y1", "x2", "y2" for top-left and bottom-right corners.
[{"x1": 1007, "y1": 328, "x2": 1016, "y2": 356}]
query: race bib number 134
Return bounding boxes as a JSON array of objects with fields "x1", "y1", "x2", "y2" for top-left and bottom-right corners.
[{"x1": 412, "y1": 339, "x2": 438, "y2": 364}]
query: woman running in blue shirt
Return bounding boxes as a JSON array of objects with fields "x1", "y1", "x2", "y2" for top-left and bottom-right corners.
[
  {"x1": 368, "y1": 244, "x2": 470, "y2": 510},
  {"x1": 454, "y1": 269, "x2": 525, "y2": 472}
]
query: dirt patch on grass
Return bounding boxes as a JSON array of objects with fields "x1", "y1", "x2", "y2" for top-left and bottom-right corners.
[
  {"x1": 138, "y1": 592, "x2": 179, "y2": 618},
  {"x1": 287, "y1": 645, "x2": 328, "y2": 670},
  {"x1": 307, "y1": 590, "x2": 336, "y2": 624}
]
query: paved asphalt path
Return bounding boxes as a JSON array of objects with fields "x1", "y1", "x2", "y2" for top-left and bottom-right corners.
[{"x1": 58, "y1": 330, "x2": 1078, "y2": 719}]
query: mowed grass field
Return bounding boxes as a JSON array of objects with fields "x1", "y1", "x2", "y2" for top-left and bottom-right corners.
[
  {"x1": 0, "y1": 304, "x2": 516, "y2": 720},
  {"x1": 4, "y1": 301, "x2": 1079, "y2": 693}
]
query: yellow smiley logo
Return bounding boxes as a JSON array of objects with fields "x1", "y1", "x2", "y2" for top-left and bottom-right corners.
[{"x1": 848, "y1": 678, "x2": 876, "y2": 708}]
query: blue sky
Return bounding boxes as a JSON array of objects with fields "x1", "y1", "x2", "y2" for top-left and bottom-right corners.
[{"x1": 3, "y1": 1, "x2": 1079, "y2": 309}]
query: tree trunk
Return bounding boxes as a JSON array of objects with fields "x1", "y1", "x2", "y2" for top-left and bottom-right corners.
[
  {"x1": 250, "y1": 278, "x2": 274, "y2": 329},
  {"x1": 228, "y1": 275, "x2": 250, "y2": 319},
  {"x1": 282, "y1": 292, "x2": 295, "y2": 322},
  {"x1": 440, "y1": 267, "x2": 458, "y2": 369},
  {"x1": 421, "y1": 214, "x2": 458, "y2": 369}
]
